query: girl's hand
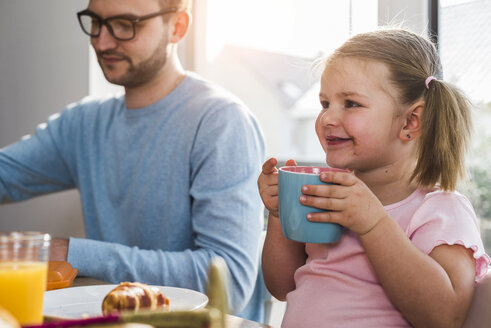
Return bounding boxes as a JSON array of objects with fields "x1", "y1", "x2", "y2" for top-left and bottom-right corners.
[
  {"x1": 258, "y1": 157, "x2": 296, "y2": 218},
  {"x1": 300, "y1": 170, "x2": 388, "y2": 235}
]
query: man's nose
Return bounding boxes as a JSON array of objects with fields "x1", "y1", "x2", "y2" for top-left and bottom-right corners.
[{"x1": 92, "y1": 25, "x2": 118, "y2": 51}]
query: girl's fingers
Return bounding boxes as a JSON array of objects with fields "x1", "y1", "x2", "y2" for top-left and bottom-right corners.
[
  {"x1": 285, "y1": 158, "x2": 297, "y2": 166},
  {"x1": 262, "y1": 157, "x2": 278, "y2": 174},
  {"x1": 258, "y1": 183, "x2": 279, "y2": 202},
  {"x1": 299, "y1": 194, "x2": 345, "y2": 211},
  {"x1": 265, "y1": 195, "x2": 278, "y2": 208},
  {"x1": 264, "y1": 184, "x2": 279, "y2": 197},
  {"x1": 318, "y1": 170, "x2": 355, "y2": 186},
  {"x1": 301, "y1": 183, "x2": 349, "y2": 199},
  {"x1": 259, "y1": 172, "x2": 280, "y2": 188},
  {"x1": 306, "y1": 210, "x2": 344, "y2": 224}
]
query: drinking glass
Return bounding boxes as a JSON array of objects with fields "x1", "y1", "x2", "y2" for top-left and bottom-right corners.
[{"x1": 0, "y1": 232, "x2": 51, "y2": 325}]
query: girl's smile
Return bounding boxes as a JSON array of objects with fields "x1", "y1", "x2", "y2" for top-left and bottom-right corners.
[{"x1": 325, "y1": 135, "x2": 353, "y2": 147}]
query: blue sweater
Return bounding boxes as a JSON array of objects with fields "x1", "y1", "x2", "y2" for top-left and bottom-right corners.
[{"x1": 0, "y1": 72, "x2": 265, "y2": 313}]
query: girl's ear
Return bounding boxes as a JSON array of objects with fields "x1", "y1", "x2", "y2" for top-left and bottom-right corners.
[
  {"x1": 169, "y1": 11, "x2": 191, "y2": 43},
  {"x1": 399, "y1": 100, "x2": 424, "y2": 142}
]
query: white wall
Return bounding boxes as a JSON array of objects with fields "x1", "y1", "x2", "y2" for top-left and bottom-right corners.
[{"x1": 0, "y1": 0, "x2": 88, "y2": 237}]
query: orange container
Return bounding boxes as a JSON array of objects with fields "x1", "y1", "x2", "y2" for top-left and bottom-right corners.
[{"x1": 47, "y1": 261, "x2": 78, "y2": 290}]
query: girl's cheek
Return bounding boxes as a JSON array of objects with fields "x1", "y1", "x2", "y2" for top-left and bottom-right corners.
[{"x1": 315, "y1": 116, "x2": 325, "y2": 144}]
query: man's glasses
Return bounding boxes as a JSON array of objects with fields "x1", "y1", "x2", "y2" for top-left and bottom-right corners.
[{"x1": 77, "y1": 8, "x2": 177, "y2": 41}]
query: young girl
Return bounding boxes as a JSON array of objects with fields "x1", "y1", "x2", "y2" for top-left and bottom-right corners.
[{"x1": 258, "y1": 29, "x2": 490, "y2": 327}]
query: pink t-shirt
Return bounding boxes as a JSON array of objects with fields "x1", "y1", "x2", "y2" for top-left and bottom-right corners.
[{"x1": 282, "y1": 189, "x2": 490, "y2": 328}]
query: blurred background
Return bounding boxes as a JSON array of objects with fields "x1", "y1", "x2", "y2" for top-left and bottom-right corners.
[{"x1": 0, "y1": 0, "x2": 490, "y2": 264}]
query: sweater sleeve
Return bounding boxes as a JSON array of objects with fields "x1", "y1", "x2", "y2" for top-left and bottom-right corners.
[
  {"x1": 0, "y1": 110, "x2": 76, "y2": 202},
  {"x1": 67, "y1": 101, "x2": 266, "y2": 313}
]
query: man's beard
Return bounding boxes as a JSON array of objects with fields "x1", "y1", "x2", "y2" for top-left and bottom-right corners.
[{"x1": 97, "y1": 36, "x2": 168, "y2": 88}]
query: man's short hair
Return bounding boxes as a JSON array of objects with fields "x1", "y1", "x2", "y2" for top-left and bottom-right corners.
[{"x1": 160, "y1": 0, "x2": 192, "y2": 11}]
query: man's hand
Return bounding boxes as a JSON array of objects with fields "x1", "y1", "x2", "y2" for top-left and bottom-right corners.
[{"x1": 49, "y1": 238, "x2": 69, "y2": 261}]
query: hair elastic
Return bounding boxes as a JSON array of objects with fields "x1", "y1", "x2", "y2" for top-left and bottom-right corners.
[{"x1": 425, "y1": 76, "x2": 437, "y2": 89}]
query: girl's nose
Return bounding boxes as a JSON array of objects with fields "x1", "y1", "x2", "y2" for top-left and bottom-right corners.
[
  {"x1": 319, "y1": 107, "x2": 340, "y2": 127},
  {"x1": 92, "y1": 25, "x2": 118, "y2": 52}
]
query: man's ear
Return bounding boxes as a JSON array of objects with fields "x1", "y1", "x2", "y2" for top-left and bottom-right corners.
[
  {"x1": 169, "y1": 11, "x2": 191, "y2": 43},
  {"x1": 399, "y1": 100, "x2": 424, "y2": 142}
]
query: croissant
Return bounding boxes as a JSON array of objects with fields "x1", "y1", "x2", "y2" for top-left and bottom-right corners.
[
  {"x1": 0, "y1": 306, "x2": 20, "y2": 328},
  {"x1": 102, "y1": 282, "x2": 170, "y2": 314}
]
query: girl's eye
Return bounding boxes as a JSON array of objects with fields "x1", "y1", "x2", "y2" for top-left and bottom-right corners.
[
  {"x1": 320, "y1": 100, "x2": 329, "y2": 109},
  {"x1": 345, "y1": 100, "x2": 361, "y2": 108}
]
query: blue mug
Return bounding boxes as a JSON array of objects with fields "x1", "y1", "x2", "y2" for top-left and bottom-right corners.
[{"x1": 278, "y1": 166, "x2": 345, "y2": 243}]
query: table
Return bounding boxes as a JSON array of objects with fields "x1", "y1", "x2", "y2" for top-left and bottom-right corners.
[{"x1": 69, "y1": 277, "x2": 273, "y2": 328}]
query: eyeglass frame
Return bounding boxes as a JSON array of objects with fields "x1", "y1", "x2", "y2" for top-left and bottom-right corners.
[{"x1": 76, "y1": 7, "x2": 178, "y2": 41}]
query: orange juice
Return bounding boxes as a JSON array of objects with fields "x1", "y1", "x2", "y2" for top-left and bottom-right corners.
[{"x1": 0, "y1": 261, "x2": 48, "y2": 325}]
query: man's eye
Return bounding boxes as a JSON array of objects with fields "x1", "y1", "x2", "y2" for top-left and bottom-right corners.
[
  {"x1": 320, "y1": 100, "x2": 329, "y2": 109},
  {"x1": 112, "y1": 19, "x2": 133, "y2": 32},
  {"x1": 345, "y1": 100, "x2": 360, "y2": 108}
]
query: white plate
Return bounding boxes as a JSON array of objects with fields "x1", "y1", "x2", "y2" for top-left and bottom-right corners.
[{"x1": 43, "y1": 285, "x2": 208, "y2": 318}]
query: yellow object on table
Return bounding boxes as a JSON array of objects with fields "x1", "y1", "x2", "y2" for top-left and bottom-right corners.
[
  {"x1": 0, "y1": 261, "x2": 47, "y2": 325},
  {"x1": 0, "y1": 232, "x2": 50, "y2": 326}
]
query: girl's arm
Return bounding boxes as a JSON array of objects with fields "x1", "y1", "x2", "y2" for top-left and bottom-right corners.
[
  {"x1": 359, "y1": 216, "x2": 475, "y2": 328},
  {"x1": 258, "y1": 157, "x2": 307, "y2": 300},
  {"x1": 262, "y1": 213, "x2": 307, "y2": 300},
  {"x1": 301, "y1": 171, "x2": 476, "y2": 327}
]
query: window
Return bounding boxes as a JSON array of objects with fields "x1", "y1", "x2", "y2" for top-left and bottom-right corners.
[
  {"x1": 193, "y1": 0, "x2": 379, "y2": 162},
  {"x1": 193, "y1": 0, "x2": 429, "y2": 163},
  {"x1": 438, "y1": 0, "x2": 491, "y2": 252}
]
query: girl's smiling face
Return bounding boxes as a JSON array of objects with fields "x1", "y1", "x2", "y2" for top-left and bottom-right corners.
[{"x1": 316, "y1": 57, "x2": 410, "y2": 172}]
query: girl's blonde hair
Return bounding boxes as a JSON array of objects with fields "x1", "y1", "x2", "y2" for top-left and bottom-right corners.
[{"x1": 326, "y1": 29, "x2": 472, "y2": 191}]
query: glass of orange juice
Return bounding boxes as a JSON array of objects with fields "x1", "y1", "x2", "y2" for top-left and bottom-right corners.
[{"x1": 0, "y1": 232, "x2": 50, "y2": 325}]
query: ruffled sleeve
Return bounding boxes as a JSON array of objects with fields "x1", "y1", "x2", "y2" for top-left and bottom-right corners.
[{"x1": 407, "y1": 190, "x2": 490, "y2": 282}]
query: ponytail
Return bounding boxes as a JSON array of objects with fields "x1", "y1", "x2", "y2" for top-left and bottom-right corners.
[{"x1": 412, "y1": 80, "x2": 472, "y2": 191}]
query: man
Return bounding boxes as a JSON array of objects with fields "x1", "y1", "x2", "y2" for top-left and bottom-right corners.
[{"x1": 0, "y1": 0, "x2": 265, "y2": 319}]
